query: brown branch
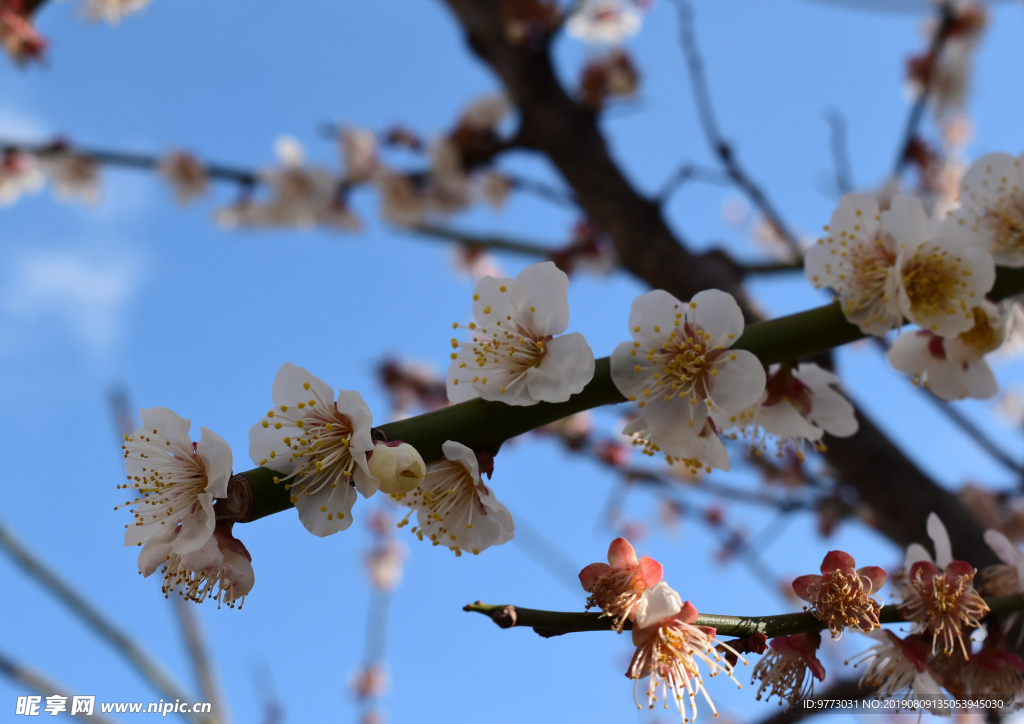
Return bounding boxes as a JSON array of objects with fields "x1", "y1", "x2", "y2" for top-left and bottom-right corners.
[{"x1": 437, "y1": 0, "x2": 1000, "y2": 572}]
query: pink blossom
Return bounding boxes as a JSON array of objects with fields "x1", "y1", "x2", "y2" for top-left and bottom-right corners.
[
  {"x1": 792, "y1": 550, "x2": 886, "y2": 638},
  {"x1": 579, "y1": 537, "x2": 662, "y2": 631}
]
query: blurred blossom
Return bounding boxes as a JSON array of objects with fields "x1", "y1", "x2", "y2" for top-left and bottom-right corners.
[
  {"x1": 617, "y1": 520, "x2": 646, "y2": 543},
  {"x1": 658, "y1": 500, "x2": 684, "y2": 535},
  {"x1": 451, "y1": 244, "x2": 504, "y2": 280},
  {"x1": 477, "y1": 170, "x2": 513, "y2": 210},
  {"x1": 578, "y1": 48, "x2": 639, "y2": 109},
  {"x1": 959, "y1": 483, "x2": 1024, "y2": 544},
  {"x1": 995, "y1": 386, "x2": 1024, "y2": 427},
  {"x1": 366, "y1": 508, "x2": 394, "y2": 539},
  {"x1": 339, "y1": 127, "x2": 380, "y2": 184},
  {"x1": 566, "y1": 0, "x2": 642, "y2": 45},
  {"x1": 534, "y1": 410, "x2": 594, "y2": 450},
  {"x1": 364, "y1": 539, "x2": 407, "y2": 591},
  {"x1": 0, "y1": 0, "x2": 46, "y2": 65},
  {"x1": 351, "y1": 662, "x2": 389, "y2": 700},
  {"x1": 721, "y1": 196, "x2": 751, "y2": 229},
  {"x1": 550, "y1": 220, "x2": 618, "y2": 276},
  {"x1": 38, "y1": 146, "x2": 100, "y2": 204},
  {"x1": 750, "y1": 214, "x2": 797, "y2": 262},
  {"x1": 157, "y1": 151, "x2": 209, "y2": 206},
  {"x1": 0, "y1": 149, "x2": 43, "y2": 204},
  {"x1": 594, "y1": 439, "x2": 631, "y2": 469},
  {"x1": 382, "y1": 125, "x2": 423, "y2": 151},
  {"x1": 78, "y1": 0, "x2": 152, "y2": 25},
  {"x1": 501, "y1": 0, "x2": 560, "y2": 44},
  {"x1": 377, "y1": 358, "x2": 448, "y2": 418}
]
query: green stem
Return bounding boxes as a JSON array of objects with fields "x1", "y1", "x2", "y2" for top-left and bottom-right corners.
[
  {"x1": 464, "y1": 594, "x2": 1024, "y2": 639},
  {"x1": 236, "y1": 265, "x2": 1024, "y2": 523}
]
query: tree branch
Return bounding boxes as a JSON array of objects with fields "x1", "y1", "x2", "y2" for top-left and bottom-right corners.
[{"x1": 464, "y1": 594, "x2": 1024, "y2": 638}]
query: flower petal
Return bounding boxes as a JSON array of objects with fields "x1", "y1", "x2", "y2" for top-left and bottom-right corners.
[
  {"x1": 633, "y1": 582, "x2": 682, "y2": 629},
  {"x1": 709, "y1": 350, "x2": 766, "y2": 412},
  {"x1": 984, "y1": 529, "x2": 1018, "y2": 566},
  {"x1": 511, "y1": 261, "x2": 571, "y2": 336},
  {"x1": 172, "y1": 493, "x2": 216, "y2": 555},
  {"x1": 525, "y1": 332, "x2": 595, "y2": 403},
  {"x1": 271, "y1": 362, "x2": 334, "y2": 409},
  {"x1": 687, "y1": 289, "x2": 745, "y2": 345},
  {"x1": 927, "y1": 513, "x2": 953, "y2": 570},
  {"x1": 139, "y1": 407, "x2": 192, "y2": 450},
  {"x1": 637, "y1": 556, "x2": 663, "y2": 588},
  {"x1": 197, "y1": 426, "x2": 233, "y2": 499},
  {"x1": 441, "y1": 440, "x2": 482, "y2": 483},
  {"x1": 607, "y1": 537, "x2": 639, "y2": 568},
  {"x1": 579, "y1": 562, "x2": 612, "y2": 591},
  {"x1": 294, "y1": 478, "x2": 358, "y2": 537}
]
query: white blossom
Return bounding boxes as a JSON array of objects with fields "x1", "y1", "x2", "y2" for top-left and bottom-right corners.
[
  {"x1": 447, "y1": 261, "x2": 595, "y2": 406},
  {"x1": 712, "y1": 362, "x2": 858, "y2": 460},
  {"x1": 566, "y1": 0, "x2": 642, "y2": 45},
  {"x1": 624, "y1": 414, "x2": 730, "y2": 474},
  {"x1": 982, "y1": 528, "x2": 1024, "y2": 597},
  {"x1": 139, "y1": 522, "x2": 254, "y2": 608},
  {"x1": 887, "y1": 300, "x2": 1008, "y2": 401},
  {"x1": 847, "y1": 630, "x2": 948, "y2": 711},
  {"x1": 120, "y1": 407, "x2": 232, "y2": 555},
  {"x1": 948, "y1": 152, "x2": 1024, "y2": 267},
  {"x1": 631, "y1": 581, "x2": 683, "y2": 629},
  {"x1": 376, "y1": 170, "x2": 430, "y2": 227},
  {"x1": 610, "y1": 288, "x2": 766, "y2": 453},
  {"x1": 157, "y1": 151, "x2": 209, "y2": 206},
  {"x1": 366, "y1": 442, "x2": 425, "y2": 495},
  {"x1": 393, "y1": 440, "x2": 513, "y2": 556},
  {"x1": 457, "y1": 94, "x2": 511, "y2": 132},
  {"x1": 806, "y1": 193, "x2": 994, "y2": 337},
  {"x1": 248, "y1": 363, "x2": 379, "y2": 537}
]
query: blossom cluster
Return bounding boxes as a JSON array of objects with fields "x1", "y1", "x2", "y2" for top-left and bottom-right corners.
[
  {"x1": 806, "y1": 149, "x2": 1024, "y2": 402},
  {"x1": 584, "y1": 515, "x2": 1024, "y2": 720},
  {"x1": 579, "y1": 538, "x2": 745, "y2": 722},
  {"x1": 610, "y1": 287, "x2": 858, "y2": 473}
]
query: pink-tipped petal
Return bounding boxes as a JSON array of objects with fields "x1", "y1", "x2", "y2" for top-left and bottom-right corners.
[
  {"x1": 677, "y1": 600, "x2": 699, "y2": 625},
  {"x1": 858, "y1": 566, "x2": 888, "y2": 595},
  {"x1": 607, "y1": 537, "x2": 639, "y2": 569},
  {"x1": 791, "y1": 574, "x2": 821, "y2": 602},
  {"x1": 820, "y1": 550, "x2": 856, "y2": 575},
  {"x1": 579, "y1": 562, "x2": 611, "y2": 592},
  {"x1": 638, "y1": 556, "x2": 663, "y2": 588}
]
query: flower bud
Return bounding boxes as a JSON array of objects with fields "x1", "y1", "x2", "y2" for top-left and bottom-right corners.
[{"x1": 368, "y1": 442, "x2": 426, "y2": 494}]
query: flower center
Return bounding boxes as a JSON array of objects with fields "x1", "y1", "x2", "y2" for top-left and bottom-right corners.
[
  {"x1": 984, "y1": 196, "x2": 1024, "y2": 261},
  {"x1": 957, "y1": 306, "x2": 998, "y2": 354},
  {"x1": 901, "y1": 248, "x2": 966, "y2": 321}
]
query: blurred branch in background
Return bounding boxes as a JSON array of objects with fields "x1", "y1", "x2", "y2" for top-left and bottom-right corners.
[
  {"x1": 0, "y1": 520, "x2": 207, "y2": 723},
  {"x1": 671, "y1": 0, "x2": 804, "y2": 260},
  {"x1": 0, "y1": 646, "x2": 124, "y2": 724}
]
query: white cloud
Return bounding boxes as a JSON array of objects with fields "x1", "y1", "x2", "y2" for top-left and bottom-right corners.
[{"x1": 1, "y1": 246, "x2": 143, "y2": 353}]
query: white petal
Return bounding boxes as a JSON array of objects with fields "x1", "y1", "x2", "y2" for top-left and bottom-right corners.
[
  {"x1": 708, "y1": 350, "x2": 766, "y2": 411},
  {"x1": 927, "y1": 513, "x2": 953, "y2": 569},
  {"x1": 295, "y1": 479, "x2": 358, "y2": 537},
  {"x1": 446, "y1": 359, "x2": 481, "y2": 404},
  {"x1": 627, "y1": 290, "x2": 684, "y2": 346},
  {"x1": 925, "y1": 358, "x2": 971, "y2": 401},
  {"x1": 959, "y1": 152, "x2": 1021, "y2": 210},
  {"x1": 472, "y1": 275, "x2": 517, "y2": 328},
  {"x1": 757, "y1": 402, "x2": 823, "y2": 442},
  {"x1": 806, "y1": 385, "x2": 858, "y2": 437},
  {"x1": 197, "y1": 427, "x2": 233, "y2": 499},
  {"x1": 352, "y1": 456, "x2": 380, "y2": 498},
  {"x1": 441, "y1": 440, "x2": 482, "y2": 483},
  {"x1": 881, "y1": 195, "x2": 930, "y2": 247},
  {"x1": 139, "y1": 407, "x2": 192, "y2": 450},
  {"x1": 525, "y1": 332, "x2": 595, "y2": 403},
  {"x1": 965, "y1": 360, "x2": 998, "y2": 400},
  {"x1": 887, "y1": 332, "x2": 934, "y2": 375},
  {"x1": 271, "y1": 362, "x2": 333, "y2": 409},
  {"x1": 610, "y1": 340, "x2": 655, "y2": 399},
  {"x1": 643, "y1": 395, "x2": 708, "y2": 447},
  {"x1": 829, "y1": 193, "x2": 880, "y2": 240},
  {"x1": 511, "y1": 261, "x2": 570, "y2": 336},
  {"x1": 687, "y1": 289, "x2": 745, "y2": 345},
  {"x1": 633, "y1": 582, "x2": 683, "y2": 629},
  {"x1": 335, "y1": 390, "x2": 375, "y2": 453},
  {"x1": 904, "y1": 542, "x2": 933, "y2": 575},
  {"x1": 984, "y1": 529, "x2": 1018, "y2": 566},
  {"x1": 178, "y1": 533, "x2": 223, "y2": 573},
  {"x1": 173, "y1": 493, "x2": 216, "y2": 555},
  {"x1": 137, "y1": 527, "x2": 178, "y2": 577}
]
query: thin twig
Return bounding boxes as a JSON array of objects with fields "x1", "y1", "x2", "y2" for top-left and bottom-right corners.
[
  {"x1": 0, "y1": 520, "x2": 208, "y2": 724},
  {"x1": 505, "y1": 174, "x2": 578, "y2": 209},
  {"x1": 656, "y1": 162, "x2": 732, "y2": 202},
  {"x1": 409, "y1": 223, "x2": 555, "y2": 258},
  {"x1": 465, "y1": 593, "x2": 1024, "y2": 637},
  {"x1": 737, "y1": 259, "x2": 804, "y2": 277},
  {"x1": 824, "y1": 107, "x2": 854, "y2": 195},
  {"x1": 891, "y1": 2, "x2": 957, "y2": 178},
  {"x1": 0, "y1": 647, "x2": 124, "y2": 724},
  {"x1": 671, "y1": 0, "x2": 803, "y2": 260}
]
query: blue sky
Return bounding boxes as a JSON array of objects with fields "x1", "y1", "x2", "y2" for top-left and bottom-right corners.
[{"x1": 1, "y1": 0, "x2": 1023, "y2": 723}]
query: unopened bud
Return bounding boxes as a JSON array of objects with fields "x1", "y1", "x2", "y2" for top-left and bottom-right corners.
[{"x1": 368, "y1": 441, "x2": 426, "y2": 494}]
